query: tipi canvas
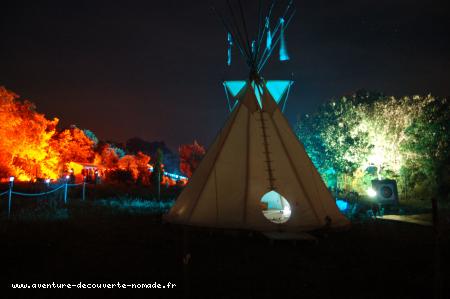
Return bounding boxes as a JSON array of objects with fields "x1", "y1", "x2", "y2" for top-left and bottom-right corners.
[
  {"x1": 166, "y1": 0, "x2": 349, "y2": 232},
  {"x1": 166, "y1": 81, "x2": 349, "y2": 231}
]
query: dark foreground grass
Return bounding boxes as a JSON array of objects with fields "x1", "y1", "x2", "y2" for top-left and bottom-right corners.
[{"x1": 0, "y1": 199, "x2": 449, "y2": 299}]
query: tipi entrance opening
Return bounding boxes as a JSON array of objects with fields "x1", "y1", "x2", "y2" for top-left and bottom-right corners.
[{"x1": 260, "y1": 191, "x2": 292, "y2": 224}]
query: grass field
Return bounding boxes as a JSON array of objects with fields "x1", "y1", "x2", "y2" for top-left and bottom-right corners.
[{"x1": 0, "y1": 196, "x2": 449, "y2": 298}]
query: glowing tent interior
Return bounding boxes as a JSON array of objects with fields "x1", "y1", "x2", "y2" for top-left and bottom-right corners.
[{"x1": 166, "y1": 0, "x2": 349, "y2": 231}]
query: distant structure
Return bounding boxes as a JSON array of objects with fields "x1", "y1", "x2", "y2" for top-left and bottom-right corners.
[{"x1": 166, "y1": 0, "x2": 349, "y2": 231}]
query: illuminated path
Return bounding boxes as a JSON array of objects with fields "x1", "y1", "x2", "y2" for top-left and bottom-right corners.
[{"x1": 377, "y1": 214, "x2": 432, "y2": 226}]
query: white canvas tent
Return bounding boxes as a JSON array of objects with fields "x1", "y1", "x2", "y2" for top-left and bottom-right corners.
[
  {"x1": 166, "y1": 81, "x2": 349, "y2": 231},
  {"x1": 166, "y1": 0, "x2": 349, "y2": 232}
]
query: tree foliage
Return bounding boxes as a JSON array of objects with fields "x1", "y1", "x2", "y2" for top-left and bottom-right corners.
[
  {"x1": 401, "y1": 97, "x2": 449, "y2": 199},
  {"x1": 118, "y1": 152, "x2": 150, "y2": 180},
  {"x1": 296, "y1": 90, "x2": 449, "y2": 200},
  {"x1": 0, "y1": 86, "x2": 151, "y2": 182},
  {"x1": 1, "y1": 86, "x2": 63, "y2": 180},
  {"x1": 295, "y1": 92, "x2": 373, "y2": 186},
  {"x1": 179, "y1": 140, "x2": 206, "y2": 177}
]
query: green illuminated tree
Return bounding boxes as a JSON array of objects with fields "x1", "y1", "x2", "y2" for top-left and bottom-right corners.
[
  {"x1": 295, "y1": 114, "x2": 331, "y2": 175},
  {"x1": 401, "y1": 96, "x2": 449, "y2": 200},
  {"x1": 355, "y1": 95, "x2": 427, "y2": 177},
  {"x1": 296, "y1": 91, "x2": 448, "y2": 200},
  {"x1": 297, "y1": 92, "x2": 373, "y2": 190}
]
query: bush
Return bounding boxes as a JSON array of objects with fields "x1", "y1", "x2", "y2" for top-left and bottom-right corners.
[{"x1": 105, "y1": 169, "x2": 134, "y2": 184}]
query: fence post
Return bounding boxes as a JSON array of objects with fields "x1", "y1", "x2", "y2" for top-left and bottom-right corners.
[
  {"x1": 158, "y1": 171, "x2": 161, "y2": 201},
  {"x1": 8, "y1": 176, "x2": 14, "y2": 219},
  {"x1": 64, "y1": 183, "x2": 68, "y2": 204},
  {"x1": 82, "y1": 181, "x2": 86, "y2": 201}
]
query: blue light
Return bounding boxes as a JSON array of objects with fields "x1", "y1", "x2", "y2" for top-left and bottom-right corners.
[
  {"x1": 224, "y1": 81, "x2": 293, "y2": 110},
  {"x1": 227, "y1": 32, "x2": 233, "y2": 66},
  {"x1": 155, "y1": 170, "x2": 188, "y2": 182},
  {"x1": 325, "y1": 168, "x2": 336, "y2": 175},
  {"x1": 336, "y1": 199, "x2": 348, "y2": 211},
  {"x1": 265, "y1": 80, "x2": 292, "y2": 104},
  {"x1": 279, "y1": 18, "x2": 290, "y2": 61},
  {"x1": 267, "y1": 32, "x2": 272, "y2": 50},
  {"x1": 224, "y1": 81, "x2": 246, "y2": 97},
  {"x1": 279, "y1": 50, "x2": 289, "y2": 61},
  {"x1": 265, "y1": 17, "x2": 272, "y2": 50},
  {"x1": 251, "y1": 81, "x2": 263, "y2": 108}
]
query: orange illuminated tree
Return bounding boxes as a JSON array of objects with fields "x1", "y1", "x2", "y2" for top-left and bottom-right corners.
[
  {"x1": 52, "y1": 126, "x2": 95, "y2": 166},
  {"x1": 179, "y1": 140, "x2": 205, "y2": 177},
  {"x1": 0, "y1": 86, "x2": 61, "y2": 180},
  {"x1": 118, "y1": 152, "x2": 150, "y2": 181}
]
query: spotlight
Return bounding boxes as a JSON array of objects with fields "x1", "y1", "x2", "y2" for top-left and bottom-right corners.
[
  {"x1": 367, "y1": 188, "x2": 377, "y2": 198},
  {"x1": 336, "y1": 199, "x2": 348, "y2": 211},
  {"x1": 9, "y1": 176, "x2": 15, "y2": 182}
]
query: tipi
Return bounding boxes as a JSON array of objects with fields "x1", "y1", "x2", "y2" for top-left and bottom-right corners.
[{"x1": 166, "y1": 0, "x2": 349, "y2": 231}]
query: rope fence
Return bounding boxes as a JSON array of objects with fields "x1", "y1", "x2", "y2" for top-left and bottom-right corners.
[
  {"x1": 0, "y1": 181, "x2": 88, "y2": 219},
  {"x1": 11, "y1": 185, "x2": 65, "y2": 197}
]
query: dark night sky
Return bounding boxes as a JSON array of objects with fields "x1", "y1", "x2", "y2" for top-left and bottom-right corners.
[{"x1": 1, "y1": 0, "x2": 449, "y2": 150}]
